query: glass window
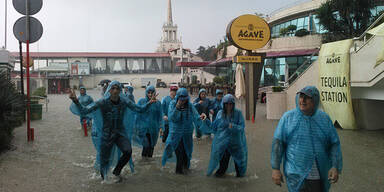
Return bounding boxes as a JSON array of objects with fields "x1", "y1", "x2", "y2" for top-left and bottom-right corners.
[
  {"x1": 297, "y1": 17, "x2": 305, "y2": 29},
  {"x1": 127, "y1": 58, "x2": 145, "y2": 73},
  {"x1": 162, "y1": 58, "x2": 172, "y2": 73},
  {"x1": 107, "y1": 58, "x2": 126, "y2": 74},
  {"x1": 89, "y1": 58, "x2": 107, "y2": 74}
]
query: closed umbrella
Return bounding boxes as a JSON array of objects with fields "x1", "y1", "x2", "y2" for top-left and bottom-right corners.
[{"x1": 235, "y1": 64, "x2": 246, "y2": 99}]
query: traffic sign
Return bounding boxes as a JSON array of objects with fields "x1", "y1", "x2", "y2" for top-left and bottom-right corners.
[
  {"x1": 13, "y1": 0, "x2": 43, "y2": 15},
  {"x1": 13, "y1": 16, "x2": 43, "y2": 44}
]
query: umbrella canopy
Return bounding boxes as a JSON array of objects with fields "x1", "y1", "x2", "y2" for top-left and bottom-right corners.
[
  {"x1": 98, "y1": 79, "x2": 111, "y2": 85},
  {"x1": 235, "y1": 64, "x2": 246, "y2": 99}
]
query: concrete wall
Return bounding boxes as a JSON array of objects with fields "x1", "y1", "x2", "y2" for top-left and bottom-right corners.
[
  {"x1": 267, "y1": 0, "x2": 326, "y2": 24},
  {"x1": 258, "y1": 35, "x2": 322, "y2": 52},
  {"x1": 285, "y1": 60, "x2": 319, "y2": 110},
  {"x1": 266, "y1": 92, "x2": 286, "y2": 119},
  {"x1": 351, "y1": 36, "x2": 384, "y2": 88},
  {"x1": 352, "y1": 99, "x2": 384, "y2": 130}
]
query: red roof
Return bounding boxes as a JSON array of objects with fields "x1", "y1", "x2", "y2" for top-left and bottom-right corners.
[
  {"x1": 176, "y1": 61, "x2": 211, "y2": 67},
  {"x1": 10, "y1": 52, "x2": 171, "y2": 58}
]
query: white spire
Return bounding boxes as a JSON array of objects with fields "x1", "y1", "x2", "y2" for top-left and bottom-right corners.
[{"x1": 167, "y1": 0, "x2": 173, "y2": 25}]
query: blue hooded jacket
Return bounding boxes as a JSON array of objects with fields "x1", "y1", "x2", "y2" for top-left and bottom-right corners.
[
  {"x1": 161, "y1": 88, "x2": 205, "y2": 167},
  {"x1": 205, "y1": 94, "x2": 247, "y2": 177},
  {"x1": 161, "y1": 94, "x2": 176, "y2": 126},
  {"x1": 70, "y1": 81, "x2": 150, "y2": 176},
  {"x1": 210, "y1": 89, "x2": 224, "y2": 121},
  {"x1": 271, "y1": 86, "x2": 342, "y2": 192},
  {"x1": 193, "y1": 88, "x2": 213, "y2": 118},
  {"x1": 78, "y1": 87, "x2": 94, "y2": 122},
  {"x1": 123, "y1": 86, "x2": 135, "y2": 103},
  {"x1": 78, "y1": 86, "x2": 94, "y2": 106},
  {"x1": 133, "y1": 85, "x2": 163, "y2": 148}
]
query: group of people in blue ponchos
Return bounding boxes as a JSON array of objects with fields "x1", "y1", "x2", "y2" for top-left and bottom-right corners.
[{"x1": 69, "y1": 81, "x2": 343, "y2": 192}]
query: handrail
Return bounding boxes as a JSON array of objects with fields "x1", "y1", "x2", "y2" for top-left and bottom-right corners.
[
  {"x1": 354, "y1": 12, "x2": 384, "y2": 52},
  {"x1": 356, "y1": 12, "x2": 384, "y2": 41},
  {"x1": 286, "y1": 48, "x2": 319, "y2": 86}
]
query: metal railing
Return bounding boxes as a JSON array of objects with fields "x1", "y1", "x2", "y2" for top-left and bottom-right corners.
[
  {"x1": 286, "y1": 49, "x2": 320, "y2": 86},
  {"x1": 353, "y1": 12, "x2": 384, "y2": 52}
]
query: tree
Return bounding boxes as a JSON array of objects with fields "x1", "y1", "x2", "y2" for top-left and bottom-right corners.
[
  {"x1": 316, "y1": 0, "x2": 375, "y2": 42},
  {"x1": 0, "y1": 71, "x2": 24, "y2": 152},
  {"x1": 196, "y1": 45, "x2": 217, "y2": 61}
]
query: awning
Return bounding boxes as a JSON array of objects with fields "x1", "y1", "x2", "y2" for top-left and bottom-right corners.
[
  {"x1": 207, "y1": 57, "x2": 233, "y2": 67},
  {"x1": 38, "y1": 66, "x2": 68, "y2": 72},
  {"x1": 176, "y1": 61, "x2": 211, "y2": 67},
  {"x1": 266, "y1": 48, "x2": 319, "y2": 57}
]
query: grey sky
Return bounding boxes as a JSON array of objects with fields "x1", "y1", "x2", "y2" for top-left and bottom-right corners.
[{"x1": 0, "y1": 0, "x2": 308, "y2": 53}]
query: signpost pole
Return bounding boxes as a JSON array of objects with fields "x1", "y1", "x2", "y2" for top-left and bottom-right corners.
[{"x1": 25, "y1": 0, "x2": 31, "y2": 141}]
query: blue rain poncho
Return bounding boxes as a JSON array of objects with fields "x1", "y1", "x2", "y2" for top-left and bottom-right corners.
[
  {"x1": 193, "y1": 88, "x2": 213, "y2": 117},
  {"x1": 78, "y1": 86, "x2": 94, "y2": 123},
  {"x1": 161, "y1": 95, "x2": 175, "y2": 126},
  {"x1": 161, "y1": 88, "x2": 205, "y2": 167},
  {"x1": 271, "y1": 86, "x2": 342, "y2": 192},
  {"x1": 133, "y1": 85, "x2": 163, "y2": 148},
  {"x1": 204, "y1": 94, "x2": 248, "y2": 177},
  {"x1": 70, "y1": 81, "x2": 151, "y2": 176},
  {"x1": 210, "y1": 89, "x2": 223, "y2": 121},
  {"x1": 123, "y1": 86, "x2": 135, "y2": 103}
]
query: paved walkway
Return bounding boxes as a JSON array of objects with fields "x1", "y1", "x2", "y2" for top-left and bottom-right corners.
[{"x1": 0, "y1": 89, "x2": 383, "y2": 192}]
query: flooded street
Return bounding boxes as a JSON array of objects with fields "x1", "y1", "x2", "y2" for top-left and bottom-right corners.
[{"x1": 0, "y1": 88, "x2": 383, "y2": 192}]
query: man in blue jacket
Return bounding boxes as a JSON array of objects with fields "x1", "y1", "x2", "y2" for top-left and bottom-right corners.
[
  {"x1": 161, "y1": 86, "x2": 178, "y2": 143},
  {"x1": 271, "y1": 86, "x2": 342, "y2": 192}
]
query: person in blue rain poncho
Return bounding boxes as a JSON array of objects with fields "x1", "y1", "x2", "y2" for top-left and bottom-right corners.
[
  {"x1": 271, "y1": 86, "x2": 342, "y2": 192},
  {"x1": 162, "y1": 88, "x2": 208, "y2": 174},
  {"x1": 69, "y1": 81, "x2": 157, "y2": 182},
  {"x1": 123, "y1": 86, "x2": 135, "y2": 103},
  {"x1": 161, "y1": 86, "x2": 178, "y2": 143},
  {"x1": 134, "y1": 85, "x2": 163, "y2": 158},
  {"x1": 203, "y1": 94, "x2": 248, "y2": 178},
  {"x1": 210, "y1": 89, "x2": 224, "y2": 122},
  {"x1": 193, "y1": 88, "x2": 214, "y2": 138},
  {"x1": 78, "y1": 86, "x2": 94, "y2": 128}
]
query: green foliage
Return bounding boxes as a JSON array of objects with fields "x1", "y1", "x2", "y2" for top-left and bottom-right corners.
[
  {"x1": 196, "y1": 45, "x2": 217, "y2": 61},
  {"x1": 272, "y1": 86, "x2": 284, "y2": 92},
  {"x1": 279, "y1": 27, "x2": 289, "y2": 36},
  {"x1": 0, "y1": 71, "x2": 25, "y2": 152},
  {"x1": 286, "y1": 25, "x2": 297, "y2": 32},
  {"x1": 295, "y1": 29, "x2": 310, "y2": 37},
  {"x1": 32, "y1": 87, "x2": 47, "y2": 97},
  {"x1": 316, "y1": 0, "x2": 375, "y2": 43},
  {"x1": 213, "y1": 76, "x2": 227, "y2": 85}
]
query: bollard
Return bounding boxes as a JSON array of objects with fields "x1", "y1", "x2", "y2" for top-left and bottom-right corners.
[
  {"x1": 83, "y1": 119, "x2": 88, "y2": 137},
  {"x1": 30, "y1": 128, "x2": 34, "y2": 141}
]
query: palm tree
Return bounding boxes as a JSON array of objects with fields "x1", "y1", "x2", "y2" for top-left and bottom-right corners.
[
  {"x1": 0, "y1": 71, "x2": 24, "y2": 152},
  {"x1": 316, "y1": 0, "x2": 375, "y2": 42}
]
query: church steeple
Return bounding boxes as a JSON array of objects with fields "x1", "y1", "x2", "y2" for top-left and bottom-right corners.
[
  {"x1": 156, "y1": 0, "x2": 182, "y2": 53},
  {"x1": 167, "y1": 0, "x2": 173, "y2": 25}
]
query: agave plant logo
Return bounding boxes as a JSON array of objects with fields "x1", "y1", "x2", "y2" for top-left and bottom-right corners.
[{"x1": 248, "y1": 24, "x2": 254, "y2": 31}]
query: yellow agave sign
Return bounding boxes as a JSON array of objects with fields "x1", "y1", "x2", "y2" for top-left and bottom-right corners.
[{"x1": 227, "y1": 14, "x2": 271, "y2": 51}]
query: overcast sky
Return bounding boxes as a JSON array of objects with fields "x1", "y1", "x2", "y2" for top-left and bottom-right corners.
[{"x1": 0, "y1": 0, "x2": 309, "y2": 53}]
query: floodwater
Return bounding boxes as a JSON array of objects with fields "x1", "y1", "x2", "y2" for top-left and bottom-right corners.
[{"x1": 0, "y1": 88, "x2": 383, "y2": 192}]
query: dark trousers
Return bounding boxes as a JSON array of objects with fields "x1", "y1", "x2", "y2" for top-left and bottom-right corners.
[
  {"x1": 162, "y1": 124, "x2": 169, "y2": 143},
  {"x1": 100, "y1": 134, "x2": 132, "y2": 178},
  {"x1": 142, "y1": 133, "x2": 154, "y2": 157},
  {"x1": 175, "y1": 139, "x2": 188, "y2": 174},
  {"x1": 299, "y1": 179, "x2": 324, "y2": 192},
  {"x1": 215, "y1": 150, "x2": 240, "y2": 177}
]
